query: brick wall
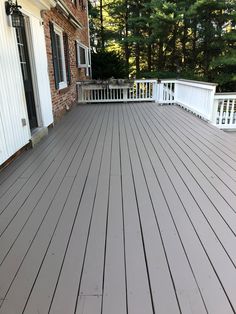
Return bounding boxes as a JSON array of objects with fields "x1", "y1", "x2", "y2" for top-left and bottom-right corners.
[{"x1": 43, "y1": 0, "x2": 90, "y2": 122}]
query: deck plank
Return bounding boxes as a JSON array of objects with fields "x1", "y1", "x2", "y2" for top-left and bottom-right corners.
[
  {"x1": 161, "y1": 106, "x2": 236, "y2": 181},
  {"x1": 142, "y1": 104, "x2": 236, "y2": 259},
  {"x1": 0, "y1": 103, "x2": 236, "y2": 314},
  {"x1": 0, "y1": 106, "x2": 89, "y2": 197},
  {"x1": 132, "y1": 103, "x2": 235, "y2": 313},
  {"x1": 119, "y1": 104, "x2": 154, "y2": 314},
  {"x1": 122, "y1": 105, "x2": 180, "y2": 314},
  {"x1": 0, "y1": 106, "x2": 99, "y2": 266},
  {"x1": 48, "y1": 106, "x2": 110, "y2": 314},
  {"x1": 170, "y1": 105, "x2": 236, "y2": 156},
  {"x1": 77, "y1": 105, "x2": 113, "y2": 298},
  {"x1": 128, "y1": 104, "x2": 210, "y2": 313},
  {"x1": 101, "y1": 105, "x2": 127, "y2": 314},
  {"x1": 22, "y1": 107, "x2": 105, "y2": 314},
  {"x1": 0, "y1": 106, "x2": 97, "y2": 236},
  {"x1": 0, "y1": 106, "x2": 104, "y2": 313}
]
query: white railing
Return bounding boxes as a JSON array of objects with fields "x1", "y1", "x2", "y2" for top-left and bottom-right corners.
[
  {"x1": 77, "y1": 78, "x2": 236, "y2": 130},
  {"x1": 156, "y1": 79, "x2": 217, "y2": 121},
  {"x1": 212, "y1": 94, "x2": 236, "y2": 129},
  {"x1": 175, "y1": 80, "x2": 217, "y2": 121},
  {"x1": 77, "y1": 79, "x2": 157, "y2": 103},
  {"x1": 156, "y1": 80, "x2": 175, "y2": 104}
]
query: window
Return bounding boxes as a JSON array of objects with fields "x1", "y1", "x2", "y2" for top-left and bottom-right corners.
[
  {"x1": 53, "y1": 25, "x2": 67, "y2": 89},
  {"x1": 49, "y1": 22, "x2": 71, "y2": 90},
  {"x1": 79, "y1": 46, "x2": 86, "y2": 66},
  {"x1": 76, "y1": 42, "x2": 91, "y2": 76}
]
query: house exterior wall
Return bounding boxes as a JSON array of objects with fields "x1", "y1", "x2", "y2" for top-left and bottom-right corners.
[
  {"x1": 42, "y1": 0, "x2": 90, "y2": 122},
  {"x1": 0, "y1": 0, "x2": 54, "y2": 166}
]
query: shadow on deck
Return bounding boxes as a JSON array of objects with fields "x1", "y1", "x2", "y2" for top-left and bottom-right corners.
[{"x1": 0, "y1": 102, "x2": 236, "y2": 314}]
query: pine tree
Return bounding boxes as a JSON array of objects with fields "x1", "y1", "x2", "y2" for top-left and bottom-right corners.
[{"x1": 88, "y1": 0, "x2": 236, "y2": 90}]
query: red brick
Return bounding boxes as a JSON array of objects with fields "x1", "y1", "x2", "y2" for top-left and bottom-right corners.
[{"x1": 42, "y1": 1, "x2": 90, "y2": 123}]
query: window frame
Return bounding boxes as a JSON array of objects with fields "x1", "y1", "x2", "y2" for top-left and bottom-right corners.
[
  {"x1": 53, "y1": 24, "x2": 68, "y2": 90},
  {"x1": 76, "y1": 41, "x2": 91, "y2": 76}
]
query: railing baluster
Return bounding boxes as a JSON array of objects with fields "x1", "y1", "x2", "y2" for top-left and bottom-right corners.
[
  {"x1": 230, "y1": 99, "x2": 235, "y2": 125},
  {"x1": 219, "y1": 101, "x2": 224, "y2": 125},
  {"x1": 225, "y1": 99, "x2": 230, "y2": 124}
]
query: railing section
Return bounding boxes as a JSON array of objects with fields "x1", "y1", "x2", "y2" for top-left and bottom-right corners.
[
  {"x1": 156, "y1": 80, "x2": 175, "y2": 104},
  {"x1": 174, "y1": 80, "x2": 217, "y2": 121},
  {"x1": 213, "y1": 94, "x2": 236, "y2": 129},
  {"x1": 77, "y1": 78, "x2": 236, "y2": 130},
  {"x1": 77, "y1": 80, "x2": 157, "y2": 103}
]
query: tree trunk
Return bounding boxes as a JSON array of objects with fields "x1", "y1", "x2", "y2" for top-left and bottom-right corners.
[
  {"x1": 100, "y1": 0, "x2": 104, "y2": 50},
  {"x1": 135, "y1": 42, "x2": 140, "y2": 77},
  {"x1": 157, "y1": 40, "x2": 164, "y2": 71},
  {"x1": 182, "y1": 17, "x2": 188, "y2": 66},
  {"x1": 124, "y1": 0, "x2": 129, "y2": 76},
  {"x1": 147, "y1": 28, "x2": 152, "y2": 71}
]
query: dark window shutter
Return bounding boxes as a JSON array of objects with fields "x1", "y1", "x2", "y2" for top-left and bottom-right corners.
[
  {"x1": 63, "y1": 32, "x2": 71, "y2": 85},
  {"x1": 49, "y1": 22, "x2": 59, "y2": 90},
  {"x1": 75, "y1": 41, "x2": 78, "y2": 67}
]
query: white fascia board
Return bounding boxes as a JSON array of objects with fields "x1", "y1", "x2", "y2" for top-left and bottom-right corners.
[{"x1": 32, "y1": 0, "x2": 56, "y2": 10}]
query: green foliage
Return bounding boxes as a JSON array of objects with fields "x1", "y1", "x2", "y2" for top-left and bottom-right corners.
[
  {"x1": 91, "y1": 51, "x2": 127, "y2": 79},
  {"x1": 89, "y1": 0, "x2": 236, "y2": 91}
]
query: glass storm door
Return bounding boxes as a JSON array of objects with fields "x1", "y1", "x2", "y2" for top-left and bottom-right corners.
[{"x1": 16, "y1": 22, "x2": 38, "y2": 129}]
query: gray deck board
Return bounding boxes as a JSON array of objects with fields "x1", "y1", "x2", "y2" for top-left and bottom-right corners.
[
  {"x1": 131, "y1": 104, "x2": 235, "y2": 313},
  {"x1": 0, "y1": 106, "x2": 90, "y2": 197},
  {"x1": 102, "y1": 105, "x2": 127, "y2": 314},
  {"x1": 164, "y1": 107, "x2": 236, "y2": 179},
  {"x1": 119, "y1": 105, "x2": 153, "y2": 314},
  {"x1": 0, "y1": 103, "x2": 236, "y2": 314}
]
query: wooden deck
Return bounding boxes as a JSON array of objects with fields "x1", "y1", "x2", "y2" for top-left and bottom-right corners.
[{"x1": 1, "y1": 102, "x2": 236, "y2": 314}]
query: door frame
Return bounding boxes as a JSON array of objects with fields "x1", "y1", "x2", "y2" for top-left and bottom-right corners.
[{"x1": 21, "y1": 13, "x2": 43, "y2": 129}]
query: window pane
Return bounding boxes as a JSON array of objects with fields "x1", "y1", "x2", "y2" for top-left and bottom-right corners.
[
  {"x1": 79, "y1": 46, "x2": 86, "y2": 65},
  {"x1": 55, "y1": 33, "x2": 64, "y2": 83}
]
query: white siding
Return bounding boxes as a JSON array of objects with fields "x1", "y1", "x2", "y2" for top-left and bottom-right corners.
[
  {"x1": 0, "y1": 1, "x2": 31, "y2": 164},
  {"x1": 0, "y1": 0, "x2": 53, "y2": 166}
]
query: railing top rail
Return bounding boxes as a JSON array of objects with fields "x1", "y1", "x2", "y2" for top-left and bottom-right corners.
[
  {"x1": 215, "y1": 93, "x2": 236, "y2": 99},
  {"x1": 177, "y1": 79, "x2": 218, "y2": 87},
  {"x1": 175, "y1": 80, "x2": 217, "y2": 91},
  {"x1": 158, "y1": 79, "x2": 177, "y2": 83},
  {"x1": 76, "y1": 79, "x2": 158, "y2": 85},
  {"x1": 134, "y1": 79, "x2": 157, "y2": 83}
]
